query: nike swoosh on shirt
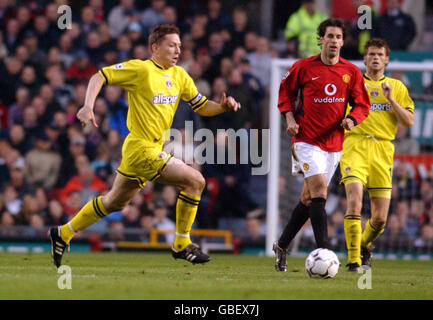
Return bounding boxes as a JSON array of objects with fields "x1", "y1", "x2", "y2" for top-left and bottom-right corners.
[{"x1": 312, "y1": 77, "x2": 320, "y2": 80}]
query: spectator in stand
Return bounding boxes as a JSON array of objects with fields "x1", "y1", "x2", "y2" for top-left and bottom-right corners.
[
  {"x1": 141, "y1": 0, "x2": 167, "y2": 36},
  {"x1": 393, "y1": 122, "x2": 420, "y2": 155},
  {"x1": 22, "y1": 31, "x2": 46, "y2": 76},
  {"x1": 239, "y1": 58, "x2": 265, "y2": 103},
  {"x1": 66, "y1": 50, "x2": 98, "y2": 85},
  {"x1": 383, "y1": 213, "x2": 403, "y2": 237},
  {"x1": 4, "y1": 18, "x2": 21, "y2": 52},
  {"x1": 243, "y1": 31, "x2": 258, "y2": 54},
  {"x1": 152, "y1": 198, "x2": 175, "y2": 244},
  {"x1": 121, "y1": 204, "x2": 141, "y2": 228},
  {"x1": 45, "y1": 199, "x2": 69, "y2": 227},
  {"x1": 8, "y1": 124, "x2": 30, "y2": 155},
  {"x1": 8, "y1": 87, "x2": 29, "y2": 128},
  {"x1": 116, "y1": 34, "x2": 133, "y2": 61},
  {"x1": 0, "y1": 56, "x2": 23, "y2": 105},
  {"x1": 3, "y1": 184, "x2": 22, "y2": 216},
  {"x1": 393, "y1": 161, "x2": 418, "y2": 200},
  {"x1": 419, "y1": 179, "x2": 433, "y2": 208},
  {"x1": 18, "y1": 65, "x2": 39, "y2": 97},
  {"x1": 284, "y1": 0, "x2": 328, "y2": 58},
  {"x1": 126, "y1": 22, "x2": 145, "y2": 47},
  {"x1": 372, "y1": 0, "x2": 416, "y2": 50},
  {"x1": 80, "y1": 6, "x2": 98, "y2": 34},
  {"x1": 241, "y1": 215, "x2": 266, "y2": 248},
  {"x1": 89, "y1": 0, "x2": 105, "y2": 24},
  {"x1": 188, "y1": 61, "x2": 211, "y2": 98},
  {"x1": 85, "y1": 31, "x2": 106, "y2": 68},
  {"x1": 34, "y1": 15, "x2": 56, "y2": 51},
  {"x1": 56, "y1": 135, "x2": 87, "y2": 187},
  {"x1": 105, "y1": 85, "x2": 129, "y2": 139},
  {"x1": 107, "y1": 0, "x2": 139, "y2": 39},
  {"x1": 16, "y1": 6, "x2": 32, "y2": 39},
  {"x1": 246, "y1": 36, "x2": 273, "y2": 91},
  {"x1": 58, "y1": 33, "x2": 75, "y2": 69},
  {"x1": 226, "y1": 67, "x2": 256, "y2": 130},
  {"x1": 1, "y1": 211, "x2": 15, "y2": 227},
  {"x1": 24, "y1": 132, "x2": 61, "y2": 191},
  {"x1": 63, "y1": 190, "x2": 82, "y2": 216},
  {"x1": 47, "y1": 68, "x2": 75, "y2": 109},
  {"x1": 206, "y1": 0, "x2": 231, "y2": 34},
  {"x1": 15, "y1": 194, "x2": 41, "y2": 225},
  {"x1": 223, "y1": 7, "x2": 250, "y2": 50},
  {"x1": 59, "y1": 160, "x2": 107, "y2": 207}
]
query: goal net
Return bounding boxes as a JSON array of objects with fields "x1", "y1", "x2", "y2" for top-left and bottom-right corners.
[{"x1": 266, "y1": 58, "x2": 433, "y2": 257}]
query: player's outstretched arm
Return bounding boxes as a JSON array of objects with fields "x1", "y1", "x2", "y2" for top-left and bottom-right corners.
[
  {"x1": 196, "y1": 92, "x2": 241, "y2": 117},
  {"x1": 77, "y1": 72, "x2": 105, "y2": 127}
]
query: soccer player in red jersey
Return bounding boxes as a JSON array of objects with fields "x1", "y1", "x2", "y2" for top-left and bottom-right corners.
[{"x1": 273, "y1": 18, "x2": 371, "y2": 272}]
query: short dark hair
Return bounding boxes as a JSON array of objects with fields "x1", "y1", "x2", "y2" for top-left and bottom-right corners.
[
  {"x1": 317, "y1": 18, "x2": 346, "y2": 45},
  {"x1": 148, "y1": 24, "x2": 180, "y2": 49},
  {"x1": 364, "y1": 38, "x2": 391, "y2": 56}
]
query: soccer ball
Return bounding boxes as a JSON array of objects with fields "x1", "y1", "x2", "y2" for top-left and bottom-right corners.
[{"x1": 305, "y1": 248, "x2": 340, "y2": 279}]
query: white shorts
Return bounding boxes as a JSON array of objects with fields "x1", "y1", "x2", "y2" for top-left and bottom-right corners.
[{"x1": 291, "y1": 142, "x2": 341, "y2": 186}]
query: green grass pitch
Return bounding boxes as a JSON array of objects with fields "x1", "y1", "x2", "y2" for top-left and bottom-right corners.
[{"x1": 0, "y1": 252, "x2": 432, "y2": 300}]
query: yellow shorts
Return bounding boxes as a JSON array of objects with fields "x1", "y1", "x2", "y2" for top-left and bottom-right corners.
[
  {"x1": 116, "y1": 134, "x2": 173, "y2": 188},
  {"x1": 340, "y1": 135, "x2": 394, "y2": 199}
]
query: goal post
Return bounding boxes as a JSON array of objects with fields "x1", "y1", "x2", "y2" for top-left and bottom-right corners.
[{"x1": 265, "y1": 58, "x2": 433, "y2": 257}]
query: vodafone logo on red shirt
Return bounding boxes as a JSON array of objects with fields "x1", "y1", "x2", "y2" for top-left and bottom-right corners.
[{"x1": 313, "y1": 83, "x2": 345, "y2": 103}]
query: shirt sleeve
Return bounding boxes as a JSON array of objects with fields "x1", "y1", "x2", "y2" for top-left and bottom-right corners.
[
  {"x1": 180, "y1": 68, "x2": 208, "y2": 112},
  {"x1": 99, "y1": 59, "x2": 143, "y2": 92},
  {"x1": 395, "y1": 81, "x2": 414, "y2": 113},
  {"x1": 346, "y1": 68, "x2": 370, "y2": 126},
  {"x1": 278, "y1": 60, "x2": 301, "y2": 115}
]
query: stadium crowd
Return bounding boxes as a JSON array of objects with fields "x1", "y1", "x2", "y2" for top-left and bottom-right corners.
[{"x1": 0, "y1": 0, "x2": 432, "y2": 249}]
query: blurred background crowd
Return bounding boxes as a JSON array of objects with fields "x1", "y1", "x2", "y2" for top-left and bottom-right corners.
[{"x1": 0, "y1": 0, "x2": 432, "y2": 251}]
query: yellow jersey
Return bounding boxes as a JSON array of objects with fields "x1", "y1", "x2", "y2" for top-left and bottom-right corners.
[
  {"x1": 99, "y1": 59, "x2": 208, "y2": 144},
  {"x1": 345, "y1": 74, "x2": 414, "y2": 141}
]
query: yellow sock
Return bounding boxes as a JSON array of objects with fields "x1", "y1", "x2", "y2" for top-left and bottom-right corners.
[
  {"x1": 361, "y1": 219, "x2": 384, "y2": 249},
  {"x1": 60, "y1": 196, "x2": 108, "y2": 244},
  {"x1": 173, "y1": 191, "x2": 200, "y2": 251},
  {"x1": 344, "y1": 215, "x2": 362, "y2": 266}
]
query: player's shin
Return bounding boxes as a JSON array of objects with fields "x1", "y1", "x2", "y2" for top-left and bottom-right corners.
[
  {"x1": 173, "y1": 191, "x2": 200, "y2": 251},
  {"x1": 309, "y1": 197, "x2": 329, "y2": 249},
  {"x1": 344, "y1": 215, "x2": 362, "y2": 265},
  {"x1": 60, "y1": 196, "x2": 108, "y2": 244},
  {"x1": 278, "y1": 201, "x2": 310, "y2": 249}
]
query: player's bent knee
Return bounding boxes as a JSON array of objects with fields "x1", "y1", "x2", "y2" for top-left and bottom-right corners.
[
  {"x1": 101, "y1": 195, "x2": 128, "y2": 213},
  {"x1": 371, "y1": 216, "x2": 387, "y2": 229}
]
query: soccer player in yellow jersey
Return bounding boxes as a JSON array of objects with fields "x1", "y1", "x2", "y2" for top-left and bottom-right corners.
[
  {"x1": 49, "y1": 24, "x2": 241, "y2": 267},
  {"x1": 341, "y1": 38, "x2": 415, "y2": 271}
]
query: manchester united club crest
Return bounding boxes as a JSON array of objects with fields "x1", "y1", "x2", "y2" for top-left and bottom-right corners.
[
  {"x1": 342, "y1": 74, "x2": 351, "y2": 83},
  {"x1": 370, "y1": 90, "x2": 379, "y2": 97},
  {"x1": 166, "y1": 80, "x2": 172, "y2": 89},
  {"x1": 303, "y1": 163, "x2": 309, "y2": 172}
]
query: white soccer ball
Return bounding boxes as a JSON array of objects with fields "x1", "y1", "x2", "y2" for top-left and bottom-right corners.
[{"x1": 305, "y1": 248, "x2": 340, "y2": 279}]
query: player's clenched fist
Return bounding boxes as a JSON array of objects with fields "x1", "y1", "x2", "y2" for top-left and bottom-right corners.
[
  {"x1": 341, "y1": 117, "x2": 355, "y2": 131},
  {"x1": 77, "y1": 105, "x2": 98, "y2": 128},
  {"x1": 382, "y1": 82, "x2": 393, "y2": 101},
  {"x1": 220, "y1": 92, "x2": 241, "y2": 112}
]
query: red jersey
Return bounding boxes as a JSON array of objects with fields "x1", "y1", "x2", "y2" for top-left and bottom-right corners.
[{"x1": 278, "y1": 54, "x2": 370, "y2": 152}]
